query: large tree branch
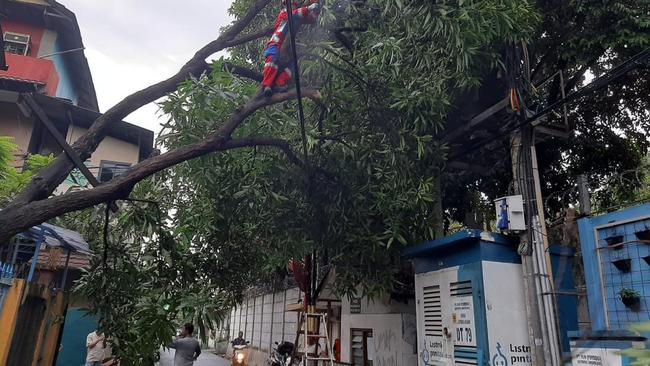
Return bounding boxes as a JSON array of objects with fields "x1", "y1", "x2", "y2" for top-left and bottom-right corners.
[
  {"x1": 7, "y1": 0, "x2": 274, "y2": 209},
  {"x1": 224, "y1": 62, "x2": 263, "y2": 82},
  {"x1": 0, "y1": 89, "x2": 322, "y2": 243}
]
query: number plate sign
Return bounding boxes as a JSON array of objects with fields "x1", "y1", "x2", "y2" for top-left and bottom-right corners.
[{"x1": 452, "y1": 296, "x2": 476, "y2": 347}]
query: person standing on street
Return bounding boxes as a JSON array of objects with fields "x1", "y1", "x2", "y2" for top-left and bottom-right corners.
[
  {"x1": 168, "y1": 323, "x2": 202, "y2": 366},
  {"x1": 85, "y1": 327, "x2": 106, "y2": 366}
]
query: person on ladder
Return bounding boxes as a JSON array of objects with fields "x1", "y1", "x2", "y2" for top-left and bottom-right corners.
[{"x1": 261, "y1": 0, "x2": 321, "y2": 97}]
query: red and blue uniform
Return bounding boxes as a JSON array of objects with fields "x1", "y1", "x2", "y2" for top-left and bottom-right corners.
[{"x1": 262, "y1": 0, "x2": 321, "y2": 91}]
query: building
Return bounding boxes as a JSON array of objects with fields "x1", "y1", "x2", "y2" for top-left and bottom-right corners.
[
  {"x1": 1, "y1": 0, "x2": 97, "y2": 109},
  {"x1": 0, "y1": 1, "x2": 153, "y2": 365},
  {"x1": 0, "y1": 0, "x2": 153, "y2": 187}
]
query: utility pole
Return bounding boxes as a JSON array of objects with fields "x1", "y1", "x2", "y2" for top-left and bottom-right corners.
[
  {"x1": 577, "y1": 174, "x2": 591, "y2": 216},
  {"x1": 511, "y1": 126, "x2": 562, "y2": 366}
]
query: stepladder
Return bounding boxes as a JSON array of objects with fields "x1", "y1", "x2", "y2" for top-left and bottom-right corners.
[{"x1": 294, "y1": 311, "x2": 335, "y2": 366}]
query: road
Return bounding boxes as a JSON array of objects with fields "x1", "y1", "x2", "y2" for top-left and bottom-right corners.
[{"x1": 158, "y1": 348, "x2": 230, "y2": 366}]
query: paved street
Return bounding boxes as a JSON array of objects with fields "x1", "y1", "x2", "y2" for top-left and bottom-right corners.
[{"x1": 158, "y1": 349, "x2": 229, "y2": 366}]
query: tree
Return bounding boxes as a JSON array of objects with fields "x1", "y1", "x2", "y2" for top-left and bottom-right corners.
[
  {"x1": 152, "y1": 0, "x2": 540, "y2": 295},
  {"x1": 0, "y1": 137, "x2": 54, "y2": 206},
  {"x1": 60, "y1": 179, "x2": 263, "y2": 365},
  {"x1": 522, "y1": 0, "x2": 649, "y2": 220},
  {"x1": 0, "y1": 0, "x2": 539, "y2": 268},
  {"x1": 0, "y1": 0, "x2": 298, "y2": 242}
]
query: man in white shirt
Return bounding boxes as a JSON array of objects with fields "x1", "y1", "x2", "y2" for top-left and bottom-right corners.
[{"x1": 85, "y1": 328, "x2": 106, "y2": 366}]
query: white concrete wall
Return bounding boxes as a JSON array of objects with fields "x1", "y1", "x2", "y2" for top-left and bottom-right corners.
[
  {"x1": 66, "y1": 125, "x2": 140, "y2": 171},
  {"x1": 246, "y1": 299, "x2": 254, "y2": 343},
  {"x1": 0, "y1": 106, "x2": 34, "y2": 168},
  {"x1": 226, "y1": 287, "x2": 348, "y2": 366},
  {"x1": 340, "y1": 294, "x2": 418, "y2": 366},
  {"x1": 226, "y1": 288, "x2": 303, "y2": 363},
  {"x1": 261, "y1": 294, "x2": 272, "y2": 351},
  {"x1": 271, "y1": 291, "x2": 285, "y2": 345}
]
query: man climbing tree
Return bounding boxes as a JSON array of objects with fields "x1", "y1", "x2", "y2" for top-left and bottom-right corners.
[{"x1": 262, "y1": 0, "x2": 321, "y2": 97}]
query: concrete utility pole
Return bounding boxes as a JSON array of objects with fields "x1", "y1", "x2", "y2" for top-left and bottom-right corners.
[
  {"x1": 510, "y1": 127, "x2": 562, "y2": 366},
  {"x1": 577, "y1": 174, "x2": 591, "y2": 216}
]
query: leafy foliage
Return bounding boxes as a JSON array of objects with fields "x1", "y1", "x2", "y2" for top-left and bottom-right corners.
[
  {"x1": 65, "y1": 180, "x2": 236, "y2": 365},
  {"x1": 0, "y1": 136, "x2": 54, "y2": 207},
  {"x1": 162, "y1": 0, "x2": 540, "y2": 297},
  {"x1": 528, "y1": 0, "x2": 650, "y2": 217}
]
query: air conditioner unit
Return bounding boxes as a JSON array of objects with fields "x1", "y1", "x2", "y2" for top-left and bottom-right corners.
[{"x1": 4, "y1": 32, "x2": 30, "y2": 56}]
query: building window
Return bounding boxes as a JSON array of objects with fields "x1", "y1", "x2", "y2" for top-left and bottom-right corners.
[
  {"x1": 351, "y1": 329, "x2": 373, "y2": 366},
  {"x1": 3, "y1": 32, "x2": 30, "y2": 56},
  {"x1": 98, "y1": 161, "x2": 131, "y2": 183}
]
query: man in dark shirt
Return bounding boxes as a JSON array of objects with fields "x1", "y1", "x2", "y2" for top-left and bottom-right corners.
[
  {"x1": 231, "y1": 331, "x2": 247, "y2": 346},
  {"x1": 168, "y1": 323, "x2": 201, "y2": 366}
]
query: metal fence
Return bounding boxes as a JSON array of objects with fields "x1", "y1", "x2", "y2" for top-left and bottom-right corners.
[{"x1": 0, "y1": 261, "x2": 16, "y2": 314}]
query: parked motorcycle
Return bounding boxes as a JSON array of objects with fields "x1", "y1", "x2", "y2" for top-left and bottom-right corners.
[
  {"x1": 268, "y1": 341, "x2": 295, "y2": 366},
  {"x1": 232, "y1": 343, "x2": 250, "y2": 366}
]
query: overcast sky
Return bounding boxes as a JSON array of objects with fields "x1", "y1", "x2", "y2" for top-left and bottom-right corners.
[{"x1": 63, "y1": 0, "x2": 235, "y2": 134}]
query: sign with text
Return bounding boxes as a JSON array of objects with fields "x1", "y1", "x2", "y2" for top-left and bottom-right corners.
[
  {"x1": 452, "y1": 295, "x2": 476, "y2": 347},
  {"x1": 571, "y1": 347, "x2": 622, "y2": 366},
  {"x1": 350, "y1": 297, "x2": 361, "y2": 314}
]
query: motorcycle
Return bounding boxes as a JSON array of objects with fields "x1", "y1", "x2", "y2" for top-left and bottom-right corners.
[
  {"x1": 268, "y1": 341, "x2": 295, "y2": 366},
  {"x1": 232, "y1": 342, "x2": 250, "y2": 366}
]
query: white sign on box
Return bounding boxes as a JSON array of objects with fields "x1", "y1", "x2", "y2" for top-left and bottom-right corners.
[
  {"x1": 452, "y1": 295, "x2": 476, "y2": 347},
  {"x1": 571, "y1": 347, "x2": 622, "y2": 366}
]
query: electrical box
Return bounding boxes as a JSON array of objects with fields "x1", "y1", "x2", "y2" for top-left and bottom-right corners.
[
  {"x1": 494, "y1": 195, "x2": 526, "y2": 231},
  {"x1": 404, "y1": 231, "x2": 532, "y2": 366}
]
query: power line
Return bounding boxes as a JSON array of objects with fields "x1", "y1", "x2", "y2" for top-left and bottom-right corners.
[{"x1": 450, "y1": 47, "x2": 650, "y2": 160}]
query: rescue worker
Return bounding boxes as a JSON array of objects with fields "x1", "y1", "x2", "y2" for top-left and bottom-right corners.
[{"x1": 262, "y1": 0, "x2": 321, "y2": 97}]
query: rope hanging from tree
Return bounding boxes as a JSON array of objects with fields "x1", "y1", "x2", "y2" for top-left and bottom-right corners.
[{"x1": 283, "y1": 0, "x2": 322, "y2": 307}]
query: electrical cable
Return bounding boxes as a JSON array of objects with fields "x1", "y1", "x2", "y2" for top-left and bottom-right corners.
[{"x1": 450, "y1": 47, "x2": 650, "y2": 160}]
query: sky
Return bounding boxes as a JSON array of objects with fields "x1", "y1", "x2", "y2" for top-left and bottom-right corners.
[{"x1": 63, "y1": 1, "x2": 235, "y2": 134}]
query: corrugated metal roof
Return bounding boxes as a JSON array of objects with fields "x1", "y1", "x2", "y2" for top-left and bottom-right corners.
[{"x1": 22, "y1": 223, "x2": 91, "y2": 254}]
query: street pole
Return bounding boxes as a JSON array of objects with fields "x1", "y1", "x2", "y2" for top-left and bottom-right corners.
[
  {"x1": 511, "y1": 127, "x2": 562, "y2": 365},
  {"x1": 530, "y1": 142, "x2": 562, "y2": 364},
  {"x1": 577, "y1": 174, "x2": 591, "y2": 216},
  {"x1": 511, "y1": 131, "x2": 547, "y2": 365}
]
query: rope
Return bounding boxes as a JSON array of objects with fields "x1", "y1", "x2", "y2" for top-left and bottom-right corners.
[
  {"x1": 284, "y1": 0, "x2": 310, "y2": 173},
  {"x1": 284, "y1": 0, "x2": 320, "y2": 307}
]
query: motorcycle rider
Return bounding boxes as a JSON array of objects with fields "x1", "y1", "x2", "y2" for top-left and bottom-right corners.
[{"x1": 232, "y1": 331, "x2": 246, "y2": 346}]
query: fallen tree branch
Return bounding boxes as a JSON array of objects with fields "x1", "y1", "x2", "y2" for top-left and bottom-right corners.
[
  {"x1": 224, "y1": 62, "x2": 263, "y2": 82},
  {"x1": 6, "y1": 0, "x2": 274, "y2": 209},
  {"x1": 224, "y1": 137, "x2": 306, "y2": 169},
  {"x1": 0, "y1": 88, "x2": 321, "y2": 243}
]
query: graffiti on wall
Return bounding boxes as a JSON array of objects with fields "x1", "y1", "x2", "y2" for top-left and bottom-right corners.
[{"x1": 373, "y1": 328, "x2": 400, "y2": 366}]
